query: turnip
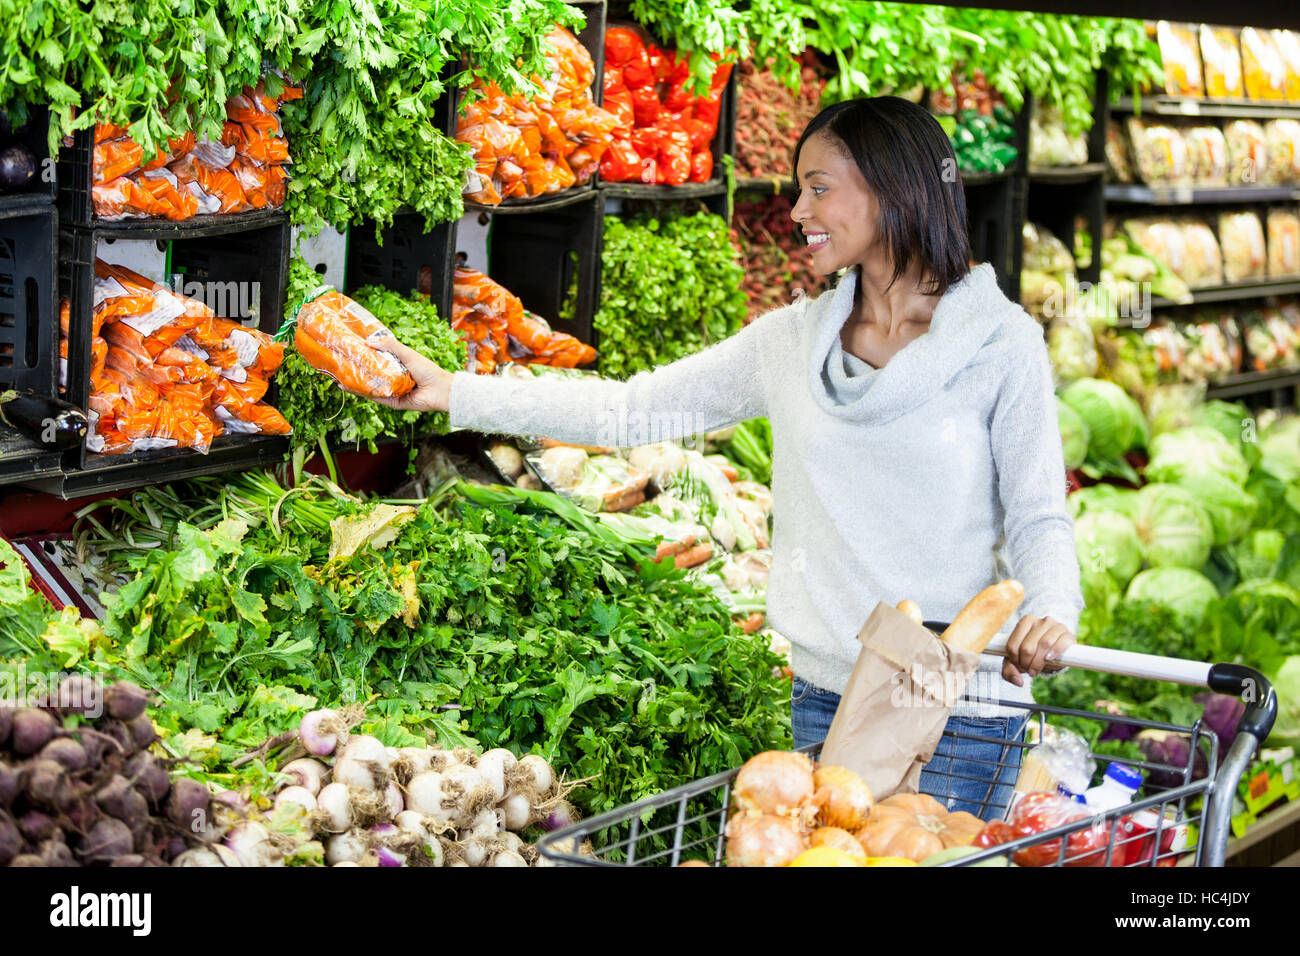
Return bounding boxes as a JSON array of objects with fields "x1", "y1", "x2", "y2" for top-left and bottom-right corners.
[
  {"x1": 405, "y1": 771, "x2": 459, "y2": 829},
  {"x1": 326, "y1": 829, "x2": 376, "y2": 866},
  {"x1": 39, "y1": 737, "x2": 88, "y2": 773},
  {"x1": 275, "y1": 785, "x2": 317, "y2": 816},
  {"x1": 9, "y1": 854, "x2": 46, "y2": 866},
  {"x1": 165, "y1": 778, "x2": 211, "y2": 834},
  {"x1": 383, "y1": 781, "x2": 403, "y2": 818},
  {"x1": 126, "y1": 714, "x2": 158, "y2": 749},
  {"x1": 458, "y1": 807, "x2": 504, "y2": 866},
  {"x1": 18, "y1": 809, "x2": 56, "y2": 843},
  {"x1": 476, "y1": 748, "x2": 516, "y2": 804},
  {"x1": 499, "y1": 792, "x2": 533, "y2": 832},
  {"x1": 333, "y1": 744, "x2": 390, "y2": 791},
  {"x1": 103, "y1": 680, "x2": 149, "y2": 721},
  {"x1": 78, "y1": 817, "x2": 133, "y2": 864},
  {"x1": 279, "y1": 757, "x2": 329, "y2": 795},
  {"x1": 391, "y1": 747, "x2": 434, "y2": 783},
  {"x1": 0, "y1": 760, "x2": 23, "y2": 808},
  {"x1": 0, "y1": 816, "x2": 20, "y2": 865},
  {"x1": 56, "y1": 674, "x2": 101, "y2": 715},
  {"x1": 491, "y1": 850, "x2": 527, "y2": 867},
  {"x1": 40, "y1": 839, "x2": 77, "y2": 867},
  {"x1": 96, "y1": 775, "x2": 149, "y2": 825},
  {"x1": 332, "y1": 861, "x2": 360, "y2": 867},
  {"x1": 173, "y1": 845, "x2": 240, "y2": 867},
  {"x1": 540, "y1": 800, "x2": 579, "y2": 833},
  {"x1": 315, "y1": 782, "x2": 351, "y2": 832},
  {"x1": 124, "y1": 752, "x2": 170, "y2": 807},
  {"x1": 224, "y1": 821, "x2": 285, "y2": 867},
  {"x1": 440, "y1": 763, "x2": 496, "y2": 827},
  {"x1": 369, "y1": 823, "x2": 410, "y2": 867},
  {"x1": 25, "y1": 759, "x2": 67, "y2": 809},
  {"x1": 211, "y1": 787, "x2": 250, "y2": 814},
  {"x1": 12, "y1": 708, "x2": 58, "y2": 755},
  {"x1": 510, "y1": 754, "x2": 555, "y2": 800},
  {"x1": 298, "y1": 708, "x2": 346, "y2": 756}
]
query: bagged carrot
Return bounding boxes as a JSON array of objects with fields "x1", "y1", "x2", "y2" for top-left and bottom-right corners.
[{"x1": 284, "y1": 288, "x2": 416, "y2": 399}]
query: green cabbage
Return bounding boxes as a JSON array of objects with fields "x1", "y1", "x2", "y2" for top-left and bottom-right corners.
[
  {"x1": 1057, "y1": 398, "x2": 1090, "y2": 470},
  {"x1": 1146, "y1": 426, "x2": 1251, "y2": 486},
  {"x1": 1074, "y1": 510, "x2": 1143, "y2": 588},
  {"x1": 1060, "y1": 378, "x2": 1147, "y2": 483},
  {"x1": 1267, "y1": 656, "x2": 1300, "y2": 747},
  {"x1": 1194, "y1": 401, "x2": 1254, "y2": 453},
  {"x1": 1259, "y1": 417, "x2": 1300, "y2": 484},
  {"x1": 1125, "y1": 567, "x2": 1221, "y2": 621},
  {"x1": 1067, "y1": 484, "x2": 1138, "y2": 521},
  {"x1": 1230, "y1": 529, "x2": 1285, "y2": 581},
  {"x1": 1169, "y1": 472, "x2": 1257, "y2": 546},
  {"x1": 1133, "y1": 483, "x2": 1214, "y2": 569}
]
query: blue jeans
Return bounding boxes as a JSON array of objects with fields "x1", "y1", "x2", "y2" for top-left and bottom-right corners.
[{"x1": 791, "y1": 676, "x2": 1028, "y2": 822}]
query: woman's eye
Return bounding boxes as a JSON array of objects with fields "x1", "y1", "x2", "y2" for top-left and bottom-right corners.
[{"x1": 811, "y1": 186, "x2": 826, "y2": 196}]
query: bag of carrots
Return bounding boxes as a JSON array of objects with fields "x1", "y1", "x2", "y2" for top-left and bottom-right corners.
[{"x1": 286, "y1": 288, "x2": 416, "y2": 399}]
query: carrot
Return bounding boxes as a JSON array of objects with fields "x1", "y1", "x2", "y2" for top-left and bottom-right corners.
[
  {"x1": 655, "y1": 534, "x2": 696, "y2": 560},
  {"x1": 736, "y1": 612, "x2": 764, "y2": 634},
  {"x1": 672, "y1": 542, "x2": 713, "y2": 568}
]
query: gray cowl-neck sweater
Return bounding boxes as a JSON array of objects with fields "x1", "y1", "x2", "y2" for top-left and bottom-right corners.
[{"x1": 450, "y1": 263, "x2": 1083, "y2": 714}]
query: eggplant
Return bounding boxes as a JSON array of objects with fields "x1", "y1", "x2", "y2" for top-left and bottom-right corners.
[
  {"x1": 0, "y1": 144, "x2": 36, "y2": 193},
  {"x1": 0, "y1": 391, "x2": 88, "y2": 449}
]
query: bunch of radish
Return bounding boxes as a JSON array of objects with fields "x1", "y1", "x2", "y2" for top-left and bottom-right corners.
[
  {"x1": 733, "y1": 194, "x2": 828, "y2": 321},
  {"x1": 734, "y1": 59, "x2": 826, "y2": 179},
  {"x1": 0, "y1": 676, "x2": 213, "y2": 867},
  {"x1": 240, "y1": 708, "x2": 576, "y2": 867}
]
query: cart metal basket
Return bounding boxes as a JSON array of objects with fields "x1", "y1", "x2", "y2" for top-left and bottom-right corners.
[{"x1": 537, "y1": 641, "x2": 1277, "y2": 867}]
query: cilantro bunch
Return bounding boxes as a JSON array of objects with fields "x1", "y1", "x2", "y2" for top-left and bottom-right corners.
[{"x1": 594, "y1": 211, "x2": 747, "y2": 379}]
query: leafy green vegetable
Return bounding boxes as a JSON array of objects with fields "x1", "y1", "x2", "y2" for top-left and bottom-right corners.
[
  {"x1": 1124, "y1": 567, "x2": 1220, "y2": 622},
  {"x1": 1060, "y1": 377, "x2": 1147, "y2": 483},
  {"x1": 1074, "y1": 510, "x2": 1142, "y2": 591},
  {"x1": 1057, "y1": 398, "x2": 1089, "y2": 471},
  {"x1": 1132, "y1": 484, "x2": 1214, "y2": 570},
  {"x1": 594, "y1": 211, "x2": 746, "y2": 378}
]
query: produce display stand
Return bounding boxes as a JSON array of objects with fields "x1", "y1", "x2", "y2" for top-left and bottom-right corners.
[
  {"x1": 0, "y1": 106, "x2": 56, "y2": 209},
  {"x1": 346, "y1": 211, "x2": 458, "y2": 325},
  {"x1": 0, "y1": 203, "x2": 62, "y2": 486},
  {"x1": 538, "y1": 646, "x2": 1277, "y2": 867},
  {"x1": 41, "y1": 212, "x2": 291, "y2": 498}
]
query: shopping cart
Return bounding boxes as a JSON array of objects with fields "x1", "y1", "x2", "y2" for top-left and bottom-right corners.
[{"x1": 536, "y1": 640, "x2": 1277, "y2": 867}]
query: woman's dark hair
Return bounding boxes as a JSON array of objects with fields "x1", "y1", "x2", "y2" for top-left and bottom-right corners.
[{"x1": 793, "y1": 97, "x2": 970, "y2": 296}]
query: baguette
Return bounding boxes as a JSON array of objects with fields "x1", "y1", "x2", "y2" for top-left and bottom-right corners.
[
  {"x1": 940, "y1": 580, "x2": 1025, "y2": 654},
  {"x1": 896, "y1": 599, "x2": 923, "y2": 624}
]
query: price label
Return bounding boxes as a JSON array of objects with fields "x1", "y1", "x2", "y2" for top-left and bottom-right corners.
[
  {"x1": 1173, "y1": 186, "x2": 1195, "y2": 203},
  {"x1": 1178, "y1": 100, "x2": 1201, "y2": 116}
]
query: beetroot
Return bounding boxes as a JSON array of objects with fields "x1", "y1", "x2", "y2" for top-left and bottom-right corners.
[
  {"x1": 166, "y1": 777, "x2": 210, "y2": 833},
  {"x1": 24, "y1": 759, "x2": 67, "y2": 809},
  {"x1": 17, "y1": 810, "x2": 55, "y2": 843},
  {"x1": 126, "y1": 714, "x2": 158, "y2": 750},
  {"x1": 0, "y1": 816, "x2": 20, "y2": 865},
  {"x1": 11, "y1": 708, "x2": 58, "y2": 755},
  {"x1": 125, "y1": 752, "x2": 171, "y2": 806},
  {"x1": 9, "y1": 854, "x2": 46, "y2": 866},
  {"x1": 40, "y1": 839, "x2": 77, "y2": 866},
  {"x1": 55, "y1": 674, "x2": 102, "y2": 716},
  {"x1": 78, "y1": 817, "x2": 132, "y2": 864},
  {"x1": 110, "y1": 854, "x2": 147, "y2": 867},
  {"x1": 104, "y1": 681, "x2": 150, "y2": 721},
  {"x1": 0, "y1": 760, "x2": 21, "y2": 808},
  {"x1": 95, "y1": 775, "x2": 149, "y2": 825},
  {"x1": 164, "y1": 836, "x2": 188, "y2": 861},
  {"x1": 98, "y1": 719, "x2": 135, "y2": 756},
  {"x1": 39, "y1": 736, "x2": 88, "y2": 773}
]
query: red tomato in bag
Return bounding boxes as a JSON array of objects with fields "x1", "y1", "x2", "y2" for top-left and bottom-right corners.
[{"x1": 1008, "y1": 792, "x2": 1109, "y2": 867}]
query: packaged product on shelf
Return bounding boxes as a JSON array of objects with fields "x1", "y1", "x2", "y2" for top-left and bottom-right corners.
[
  {"x1": 1267, "y1": 207, "x2": 1300, "y2": 276},
  {"x1": 1219, "y1": 315, "x2": 1244, "y2": 374},
  {"x1": 1276, "y1": 30, "x2": 1300, "y2": 101},
  {"x1": 1265, "y1": 120, "x2": 1300, "y2": 183},
  {"x1": 527, "y1": 444, "x2": 649, "y2": 512},
  {"x1": 1200, "y1": 25, "x2": 1245, "y2": 98},
  {"x1": 1142, "y1": 319, "x2": 1186, "y2": 384},
  {"x1": 1126, "y1": 118, "x2": 1189, "y2": 184},
  {"x1": 89, "y1": 80, "x2": 299, "y2": 221},
  {"x1": 600, "y1": 25, "x2": 730, "y2": 185},
  {"x1": 1124, "y1": 218, "x2": 1187, "y2": 282},
  {"x1": 1182, "y1": 313, "x2": 1237, "y2": 382},
  {"x1": 1047, "y1": 312, "x2": 1100, "y2": 385},
  {"x1": 457, "y1": 26, "x2": 618, "y2": 204},
  {"x1": 1184, "y1": 126, "x2": 1228, "y2": 184},
  {"x1": 1156, "y1": 22, "x2": 1204, "y2": 97},
  {"x1": 452, "y1": 267, "x2": 596, "y2": 373},
  {"x1": 1223, "y1": 120, "x2": 1268, "y2": 185},
  {"x1": 1241, "y1": 27, "x2": 1288, "y2": 100},
  {"x1": 1105, "y1": 120, "x2": 1134, "y2": 183},
  {"x1": 1218, "y1": 211, "x2": 1267, "y2": 282},
  {"x1": 1242, "y1": 307, "x2": 1299, "y2": 370},
  {"x1": 1020, "y1": 222, "x2": 1077, "y2": 319},
  {"x1": 1029, "y1": 104, "x2": 1087, "y2": 167}
]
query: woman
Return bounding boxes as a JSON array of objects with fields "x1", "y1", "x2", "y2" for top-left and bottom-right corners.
[{"x1": 373, "y1": 97, "x2": 1083, "y2": 821}]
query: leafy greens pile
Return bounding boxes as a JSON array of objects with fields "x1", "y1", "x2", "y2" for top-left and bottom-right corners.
[{"x1": 594, "y1": 211, "x2": 746, "y2": 379}]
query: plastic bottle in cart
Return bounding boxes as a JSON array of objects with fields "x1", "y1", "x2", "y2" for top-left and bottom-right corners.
[{"x1": 1084, "y1": 764, "x2": 1143, "y2": 865}]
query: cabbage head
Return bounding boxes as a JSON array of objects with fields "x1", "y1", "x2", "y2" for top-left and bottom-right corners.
[
  {"x1": 1067, "y1": 484, "x2": 1138, "y2": 521},
  {"x1": 1125, "y1": 567, "x2": 1220, "y2": 621},
  {"x1": 1060, "y1": 378, "x2": 1147, "y2": 482},
  {"x1": 1146, "y1": 426, "x2": 1250, "y2": 486},
  {"x1": 1268, "y1": 656, "x2": 1300, "y2": 747},
  {"x1": 1259, "y1": 417, "x2": 1300, "y2": 484},
  {"x1": 1133, "y1": 483, "x2": 1214, "y2": 568},
  {"x1": 1057, "y1": 398, "x2": 1090, "y2": 470},
  {"x1": 1074, "y1": 510, "x2": 1144, "y2": 588},
  {"x1": 1167, "y1": 472, "x2": 1257, "y2": 546}
]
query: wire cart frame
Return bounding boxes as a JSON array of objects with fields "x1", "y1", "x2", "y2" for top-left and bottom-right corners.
[{"x1": 537, "y1": 642, "x2": 1277, "y2": 868}]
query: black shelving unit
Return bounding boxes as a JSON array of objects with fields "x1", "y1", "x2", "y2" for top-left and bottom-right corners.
[
  {"x1": 0, "y1": 105, "x2": 58, "y2": 211},
  {"x1": 1106, "y1": 184, "x2": 1300, "y2": 205},
  {"x1": 346, "y1": 211, "x2": 457, "y2": 322},
  {"x1": 1205, "y1": 368, "x2": 1300, "y2": 401},
  {"x1": 1110, "y1": 96, "x2": 1300, "y2": 121}
]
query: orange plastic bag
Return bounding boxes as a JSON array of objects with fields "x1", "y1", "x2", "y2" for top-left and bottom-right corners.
[
  {"x1": 690, "y1": 148, "x2": 714, "y2": 183},
  {"x1": 94, "y1": 139, "x2": 144, "y2": 182},
  {"x1": 293, "y1": 289, "x2": 415, "y2": 399}
]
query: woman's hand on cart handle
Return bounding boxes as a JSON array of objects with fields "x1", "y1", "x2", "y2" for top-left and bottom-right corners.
[
  {"x1": 1002, "y1": 615, "x2": 1075, "y2": 687},
  {"x1": 371, "y1": 339, "x2": 454, "y2": 413}
]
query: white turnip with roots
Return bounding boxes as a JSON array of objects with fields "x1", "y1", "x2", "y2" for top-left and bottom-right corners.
[
  {"x1": 391, "y1": 746, "x2": 434, "y2": 783},
  {"x1": 475, "y1": 748, "x2": 516, "y2": 803},
  {"x1": 224, "y1": 821, "x2": 288, "y2": 867},
  {"x1": 173, "y1": 844, "x2": 241, "y2": 867},
  {"x1": 326, "y1": 828, "x2": 378, "y2": 865},
  {"x1": 275, "y1": 786, "x2": 318, "y2": 817},
  {"x1": 279, "y1": 757, "x2": 329, "y2": 796}
]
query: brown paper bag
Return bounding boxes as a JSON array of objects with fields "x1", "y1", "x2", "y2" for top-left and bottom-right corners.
[{"x1": 819, "y1": 602, "x2": 982, "y2": 800}]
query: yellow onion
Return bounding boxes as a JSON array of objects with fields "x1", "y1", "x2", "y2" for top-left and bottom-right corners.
[
  {"x1": 809, "y1": 826, "x2": 868, "y2": 861},
  {"x1": 733, "y1": 751, "x2": 815, "y2": 817},
  {"x1": 789, "y1": 846, "x2": 864, "y2": 867},
  {"x1": 726, "y1": 812, "x2": 807, "y2": 867},
  {"x1": 813, "y1": 765, "x2": 875, "y2": 830}
]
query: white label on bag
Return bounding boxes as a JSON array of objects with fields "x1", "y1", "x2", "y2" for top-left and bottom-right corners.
[
  {"x1": 120, "y1": 293, "x2": 187, "y2": 337},
  {"x1": 226, "y1": 328, "x2": 261, "y2": 367},
  {"x1": 173, "y1": 335, "x2": 209, "y2": 361},
  {"x1": 92, "y1": 276, "x2": 131, "y2": 309}
]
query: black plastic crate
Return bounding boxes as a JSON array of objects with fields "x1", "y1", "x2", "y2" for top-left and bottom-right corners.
[
  {"x1": 346, "y1": 213, "x2": 457, "y2": 322},
  {"x1": 55, "y1": 215, "x2": 290, "y2": 490},
  {"x1": 480, "y1": 190, "x2": 603, "y2": 346},
  {"x1": 0, "y1": 204, "x2": 62, "y2": 485},
  {"x1": 0, "y1": 104, "x2": 57, "y2": 210},
  {"x1": 459, "y1": 0, "x2": 607, "y2": 213},
  {"x1": 965, "y1": 173, "x2": 1020, "y2": 301},
  {"x1": 56, "y1": 124, "x2": 290, "y2": 233}
]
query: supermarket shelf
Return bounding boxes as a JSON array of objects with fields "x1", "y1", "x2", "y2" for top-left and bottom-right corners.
[
  {"x1": 1106, "y1": 184, "x2": 1300, "y2": 205},
  {"x1": 0, "y1": 427, "x2": 63, "y2": 486},
  {"x1": 1111, "y1": 96, "x2": 1300, "y2": 121},
  {"x1": 1222, "y1": 799, "x2": 1300, "y2": 860},
  {"x1": 62, "y1": 208, "x2": 289, "y2": 241},
  {"x1": 734, "y1": 176, "x2": 796, "y2": 196},
  {"x1": 1150, "y1": 278, "x2": 1300, "y2": 310},
  {"x1": 597, "y1": 179, "x2": 727, "y2": 201},
  {"x1": 1029, "y1": 162, "x2": 1107, "y2": 185},
  {"x1": 33, "y1": 435, "x2": 290, "y2": 498},
  {"x1": 1205, "y1": 368, "x2": 1300, "y2": 401},
  {"x1": 465, "y1": 183, "x2": 598, "y2": 216},
  {"x1": 959, "y1": 169, "x2": 1015, "y2": 187}
]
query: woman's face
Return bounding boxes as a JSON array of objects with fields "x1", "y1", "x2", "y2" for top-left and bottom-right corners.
[{"x1": 790, "y1": 130, "x2": 879, "y2": 276}]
